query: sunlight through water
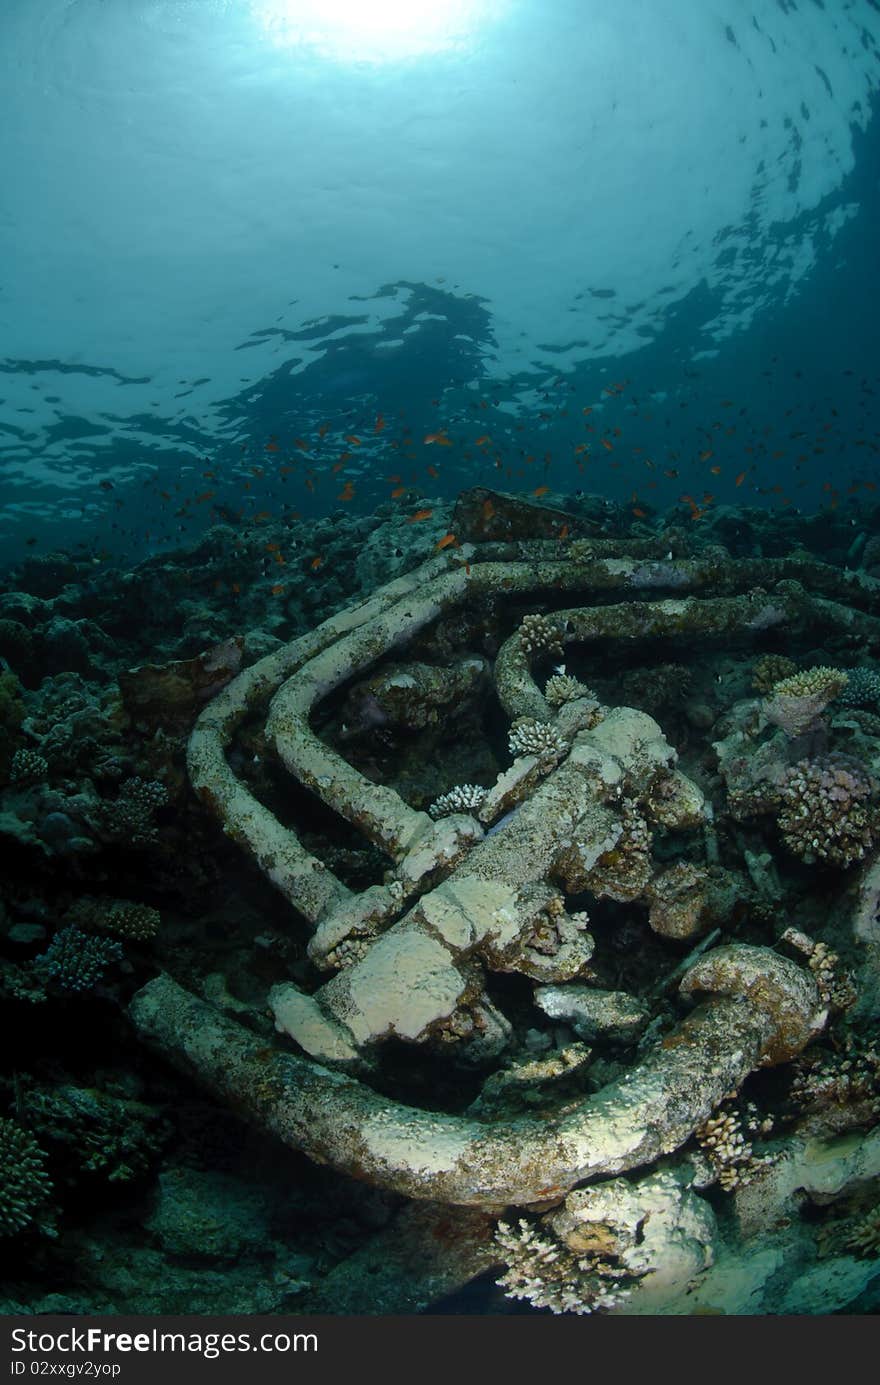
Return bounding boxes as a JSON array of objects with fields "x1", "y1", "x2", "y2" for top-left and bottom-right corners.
[{"x1": 250, "y1": 0, "x2": 509, "y2": 62}]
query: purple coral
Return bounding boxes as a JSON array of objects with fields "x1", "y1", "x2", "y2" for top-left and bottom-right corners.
[{"x1": 777, "y1": 754, "x2": 878, "y2": 867}]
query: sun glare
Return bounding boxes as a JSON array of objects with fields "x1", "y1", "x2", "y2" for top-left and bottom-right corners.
[{"x1": 252, "y1": 0, "x2": 505, "y2": 62}]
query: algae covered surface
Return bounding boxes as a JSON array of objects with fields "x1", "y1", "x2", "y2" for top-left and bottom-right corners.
[
  {"x1": 2, "y1": 0, "x2": 880, "y2": 1319},
  {"x1": 2, "y1": 489, "x2": 880, "y2": 1316}
]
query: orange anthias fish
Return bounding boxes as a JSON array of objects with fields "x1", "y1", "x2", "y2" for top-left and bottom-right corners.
[
  {"x1": 310, "y1": 555, "x2": 323, "y2": 571},
  {"x1": 600, "y1": 439, "x2": 613, "y2": 452},
  {"x1": 337, "y1": 481, "x2": 356, "y2": 501},
  {"x1": 391, "y1": 486, "x2": 407, "y2": 499},
  {"x1": 735, "y1": 471, "x2": 747, "y2": 487},
  {"x1": 407, "y1": 508, "x2": 434, "y2": 522},
  {"x1": 474, "y1": 434, "x2": 492, "y2": 446},
  {"x1": 374, "y1": 414, "x2": 386, "y2": 433},
  {"x1": 424, "y1": 431, "x2": 452, "y2": 446},
  {"x1": 532, "y1": 485, "x2": 549, "y2": 497},
  {"x1": 435, "y1": 533, "x2": 458, "y2": 550}
]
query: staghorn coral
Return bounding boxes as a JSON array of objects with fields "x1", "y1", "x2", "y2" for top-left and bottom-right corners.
[
  {"x1": 0, "y1": 1118, "x2": 52, "y2": 1237},
  {"x1": 428, "y1": 784, "x2": 487, "y2": 819},
  {"x1": 752, "y1": 653, "x2": 798, "y2": 694},
  {"x1": 777, "y1": 754, "x2": 878, "y2": 867}
]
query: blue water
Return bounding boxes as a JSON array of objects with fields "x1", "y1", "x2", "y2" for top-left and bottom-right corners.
[
  {"x1": 2, "y1": 0, "x2": 880, "y2": 563},
  {"x1": 4, "y1": 2, "x2": 880, "y2": 1321}
]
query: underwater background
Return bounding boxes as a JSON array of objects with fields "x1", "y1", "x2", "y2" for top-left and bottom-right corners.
[{"x1": 2, "y1": 0, "x2": 880, "y2": 1317}]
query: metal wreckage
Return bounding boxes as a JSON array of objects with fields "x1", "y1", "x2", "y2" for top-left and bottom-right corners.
[{"x1": 130, "y1": 489, "x2": 880, "y2": 1314}]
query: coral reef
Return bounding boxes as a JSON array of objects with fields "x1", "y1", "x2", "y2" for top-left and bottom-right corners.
[
  {"x1": 428, "y1": 785, "x2": 487, "y2": 819},
  {"x1": 90, "y1": 776, "x2": 169, "y2": 848},
  {"x1": 8, "y1": 749, "x2": 48, "y2": 785},
  {"x1": 517, "y1": 613, "x2": 564, "y2": 660},
  {"x1": 838, "y1": 666, "x2": 880, "y2": 709},
  {"x1": 5, "y1": 489, "x2": 880, "y2": 1314},
  {"x1": 763, "y1": 665, "x2": 848, "y2": 737},
  {"x1": 0, "y1": 1118, "x2": 52, "y2": 1237},
  {"x1": 777, "y1": 754, "x2": 878, "y2": 867},
  {"x1": 19, "y1": 1084, "x2": 167, "y2": 1185},
  {"x1": 752, "y1": 653, "x2": 798, "y2": 693},
  {"x1": 494, "y1": 1217, "x2": 632, "y2": 1314},
  {"x1": 544, "y1": 672, "x2": 594, "y2": 707},
  {"x1": 507, "y1": 716, "x2": 568, "y2": 766},
  {"x1": 34, "y1": 927, "x2": 123, "y2": 994},
  {"x1": 65, "y1": 897, "x2": 161, "y2": 942}
]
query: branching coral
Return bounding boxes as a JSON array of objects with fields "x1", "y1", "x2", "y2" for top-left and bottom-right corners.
[
  {"x1": 66, "y1": 896, "x2": 161, "y2": 942},
  {"x1": 837, "y1": 666, "x2": 880, "y2": 709},
  {"x1": 91, "y1": 776, "x2": 168, "y2": 847},
  {"x1": 544, "y1": 673, "x2": 595, "y2": 707},
  {"x1": 752, "y1": 653, "x2": 798, "y2": 694},
  {"x1": 518, "y1": 613, "x2": 564, "y2": 659},
  {"x1": 693, "y1": 1103, "x2": 776, "y2": 1191},
  {"x1": 763, "y1": 666, "x2": 848, "y2": 737},
  {"x1": 494, "y1": 1217, "x2": 632, "y2": 1314},
  {"x1": 19, "y1": 1084, "x2": 167, "y2": 1184},
  {"x1": 846, "y1": 1206, "x2": 880, "y2": 1257},
  {"x1": 35, "y1": 926, "x2": 123, "y2": 993},
  {"x1": 0, "y1": 1118, "x2": 52, "y2": 1237},
  {"x1": 777, "y1": 754, "x2": 878, "y2": 867},
  {"x1": 507, "y1": 717, "x2": 567, "y2": 766},
  {"x1": 428, "y1": 784, "x2": 487, "y2": 819},
  {"x1": 9, "y1": 748, "x2": 48, "y2": 785}
]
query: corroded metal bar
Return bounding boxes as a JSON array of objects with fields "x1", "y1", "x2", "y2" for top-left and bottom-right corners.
[{"x1": 130, "y1": 945, "x2": 822, "y2": 1208}]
